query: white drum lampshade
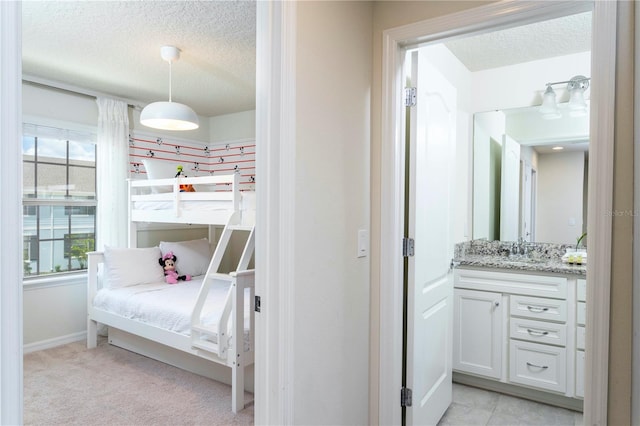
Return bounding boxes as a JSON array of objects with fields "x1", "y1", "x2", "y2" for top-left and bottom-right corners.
[{"x1": 140, "y1": 101, "x2": 199, "y2": 131}]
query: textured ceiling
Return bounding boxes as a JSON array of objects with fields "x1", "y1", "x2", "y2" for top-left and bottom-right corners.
[
  {"x1": 22, "y1": 3, "x2": 589, "y2": 119},
  {"x1": 22, "y1": 1, "x2": 256, "y2": 118},
  {"x1": 445, "y1": 11, "x2": 592, "y2": 71}
]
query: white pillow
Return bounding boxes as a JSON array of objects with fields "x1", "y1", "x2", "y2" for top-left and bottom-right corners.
[
  {"x1": 159, "y1": 238, "x2": 211, "y2": 277},
  {"x1": 103, "y1": 246, "x2": 165, "y2": 289},
  {"x1": 142, "y1": 159, "x2": 178, "y2": 193},
  {"x1": 193, "y1": 183, "x2": 214, "y2": 192}
]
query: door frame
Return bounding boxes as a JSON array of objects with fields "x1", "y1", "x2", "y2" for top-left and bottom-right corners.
[
  {"x1": 0, "y1": 2, "x2": 24, "y2": 424},
  {"x1": 379, "y1": 1, "x2": 616, "y2": 425},
  {"x1": 254, "y1": 1, "x2": 297, "y2": 425}
]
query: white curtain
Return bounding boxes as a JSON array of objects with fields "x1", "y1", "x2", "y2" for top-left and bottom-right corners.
[{"x1": 96, "y1": 97, "x2": 129, "y2": 250}]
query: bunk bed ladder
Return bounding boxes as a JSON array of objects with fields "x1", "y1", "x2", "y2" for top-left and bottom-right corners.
[{"x1": 190, "y1": 210, "x2": 255, "y2": 357}]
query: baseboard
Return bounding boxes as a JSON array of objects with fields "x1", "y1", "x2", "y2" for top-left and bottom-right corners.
[
  {"x1": 23, "y1": 331, "x2": 86, "y2": 354},
  {"x1": 453, "y1": 372, "x2": 584, "y2": 412}
]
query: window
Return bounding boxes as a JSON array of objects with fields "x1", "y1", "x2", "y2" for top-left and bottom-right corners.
[{"x1": 22, "y1": 126, "x2": 97, "y2": 277}]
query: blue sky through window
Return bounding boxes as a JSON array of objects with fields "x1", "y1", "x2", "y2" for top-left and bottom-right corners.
[{"x1": 22, "y1": 136, "x2": 95, "y2": 162}]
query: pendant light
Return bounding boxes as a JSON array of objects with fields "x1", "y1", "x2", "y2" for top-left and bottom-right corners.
[{"x1": 140, "y1": 46, "x2": 199, "y2": 131}]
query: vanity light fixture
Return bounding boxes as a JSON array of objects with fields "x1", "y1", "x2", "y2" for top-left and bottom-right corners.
[
  {"x1": 539, "y1": 75, "x2": 590, "y2": 120},
  {"x1": 539, "y1": 85, "x2": 561, "y2": 120},
  {"x1": 552, "y1": 146, "x2": 564, "y2": 151},
  {"x1": 140, "y1": 46, "x2": 199, "y2": 131},
  {"x1": 567, "y1": 75, "x2": 589, "y2": 117}
]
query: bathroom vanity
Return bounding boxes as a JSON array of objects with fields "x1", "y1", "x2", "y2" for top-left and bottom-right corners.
[{"x1": 452, "y1": 240, "x2": 586, "y2": 410}]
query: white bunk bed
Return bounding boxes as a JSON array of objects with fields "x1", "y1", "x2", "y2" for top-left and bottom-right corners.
[{"x1": 87, "y1": 173, "x2": 255, "y2": 413}]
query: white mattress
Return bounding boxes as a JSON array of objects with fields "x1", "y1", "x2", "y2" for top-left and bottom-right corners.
[
  {"x1": 92, "y1": 277, "x2": 251, "y2": 343},
  {"x1": 133, "y1": 191, "x2": 256, "y2": 212},
  {"x1": 133, "y1": 199, "x2": 235, "y2": 211}
]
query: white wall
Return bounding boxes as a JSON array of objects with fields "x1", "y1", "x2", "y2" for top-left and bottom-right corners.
[
  {"x1": 536, "y1": 151, "x2": 585, "y2": 244},
  {"x1": 135, "y1": 225, "x2": 210, "y2": 248},
  {"x1": 293, "y1": 1, "x2": 371, "y2": 424},
  {"x1": 24, "y1": 82, "x2": 213, "y2": 142},
  {"x1": 23, "y1": 277, "x2": 86, "y2": 352},
  {"x1": 471, "y1": 51, "x2": 591, "y2": 113},
  {"x1": 23, "y1": 84, "x2": 97, "y2": 127},
  {"x1": 209, "y1": 110, "x2": 255, "y2": 143}
]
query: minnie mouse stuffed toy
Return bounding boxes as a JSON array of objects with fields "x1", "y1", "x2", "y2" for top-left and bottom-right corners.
[{"x1": 159, "y1": 251, "x2": 192, "y2": 284}]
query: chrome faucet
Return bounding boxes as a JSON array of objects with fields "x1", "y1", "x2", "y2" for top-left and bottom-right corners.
[
  {"x1": 511, "y1": 242, "x2": 519, "y2": 256},
  {"x1": 510, "y1": 237, "x2": 529, "y2": 256}
]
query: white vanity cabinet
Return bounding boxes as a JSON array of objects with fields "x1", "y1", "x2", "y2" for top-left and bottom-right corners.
[
  {"x1": 453, "y1": 288, "x2": 504, "y2": 379},
  {"x1": 454, "y1": 268, "x2": 584, "y2": 400}
]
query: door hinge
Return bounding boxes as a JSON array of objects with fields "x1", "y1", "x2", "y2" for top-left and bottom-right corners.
[
  {"x1": 403, "y1": 237, "x2": 415, "y2": 257},
  {"x1": 404, "y1": 87, "x2": 417, "y2": 107},
  {"x1": 255, "y1": 295, "x2": 261, "y2": 313},
  {"x1": 401, "y1": 387, "x2": 413, "y2": 407}
]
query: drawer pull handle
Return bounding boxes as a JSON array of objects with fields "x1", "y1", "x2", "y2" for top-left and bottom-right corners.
[
  {"x1": 526, "y1": 362, "x2": 549, "y2": 370},
  {"x1": 526, "y1": 305, "x2": 549, "y2": 313},
  {"x1": 527, "y1": 328, "x2": 549, "y2": 336}
]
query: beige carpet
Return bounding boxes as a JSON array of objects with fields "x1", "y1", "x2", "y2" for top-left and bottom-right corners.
[{"x1": 24, "y1": 338, "x2": 254, "y2": 426}]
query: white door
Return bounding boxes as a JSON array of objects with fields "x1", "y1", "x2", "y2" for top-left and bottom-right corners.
[
  {"x1": 500, "y1": 134, "x2": 520, "y2": 241},
  {"x1": 521, "y1": 160, "x2": 533, "y2": 241},
  {"x1": 405, "y1": 48, "x2": 455, "y2": 426},
  {"x1": 530, "y1": 169, "x2": 537, "y2": 241}
]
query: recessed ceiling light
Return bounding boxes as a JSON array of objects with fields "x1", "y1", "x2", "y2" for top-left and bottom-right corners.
[{"x1": 552, "y1": 146, "x2": 564, "y2": 151}]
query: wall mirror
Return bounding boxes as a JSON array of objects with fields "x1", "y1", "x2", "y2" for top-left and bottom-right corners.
[{"x1": 472, "y1": 102, "x2": 589, "y2": 244}]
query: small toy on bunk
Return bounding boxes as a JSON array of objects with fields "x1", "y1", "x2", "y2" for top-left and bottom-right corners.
[
  {"x1": 159, "y1": 251, "x2": 192, "y2": 284},
  {"x1": 175, "y1": 165, "x2": 196, "y2": 192}
]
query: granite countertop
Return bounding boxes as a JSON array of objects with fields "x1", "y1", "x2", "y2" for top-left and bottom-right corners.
[
  {"x1": 454, "y1": 240, "x2": 587, "y2": 276},
  {"x1": 454, "y1": 254, "x2": 586, "y2": 276}
]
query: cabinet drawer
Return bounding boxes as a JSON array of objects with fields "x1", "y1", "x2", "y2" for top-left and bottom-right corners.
[
  {"x1": 455, "y1": 269, "x2": 567, "y2": 299},
  {"x1": 510, "y1": 295, "x2": 567, "y2": 322},
  {"x1": 577, "y1": 302, "x2": 586, "y2": 326},
  {"x1": 576, "y1": 325, "x2": 585, "y2": 350},
  {"x1": 577, "y1": 279, "x2": 586, "y2": 302},
  {"x1": 509, "y1": 340, "x2": 566, "y2": 393},
  {"x1": 576, "y1": 350, "x2": 585, "y2": 398},
  {"x1": 510, "y1": 318, "x2": 567, "y2": 346}
]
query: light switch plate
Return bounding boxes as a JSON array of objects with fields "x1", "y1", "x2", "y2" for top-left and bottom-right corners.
[{"x1": 357, "y1": 229, "x2": 368, "y2": 258}]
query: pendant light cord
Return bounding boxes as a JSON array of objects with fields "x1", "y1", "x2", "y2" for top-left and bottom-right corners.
[{"x1": 168, "y1": 61, "x2": 173, "y2": 102}]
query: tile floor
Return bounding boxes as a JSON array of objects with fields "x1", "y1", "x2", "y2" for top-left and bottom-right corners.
[{"x1": 438, "y1": 383, "x2": 583, "y2": 426}]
